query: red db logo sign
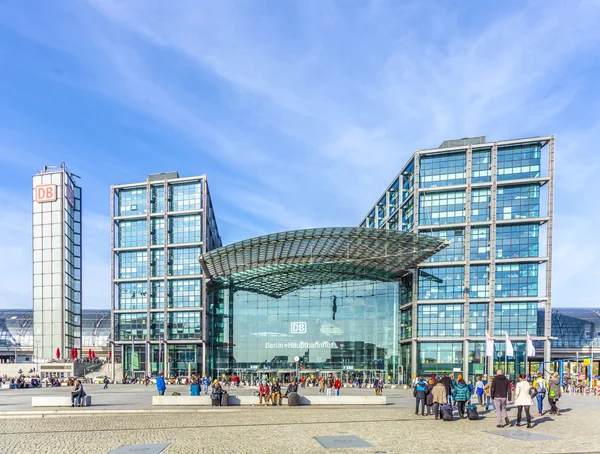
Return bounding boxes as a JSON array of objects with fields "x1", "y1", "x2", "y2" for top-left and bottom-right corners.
[{"x1": 35, "y1": 184, "x2": 57, "y2": 203}]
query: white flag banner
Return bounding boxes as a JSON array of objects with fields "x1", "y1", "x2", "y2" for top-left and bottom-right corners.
[
  {"x1": 485, "y1": 332, "x2": 494, "y2": 357},
  {"x1": 505, "y1": 334, "x2": 514, "y2": 357},
  {"x1": 526, "y1": 332, "x2": 536, "y2": 357}
]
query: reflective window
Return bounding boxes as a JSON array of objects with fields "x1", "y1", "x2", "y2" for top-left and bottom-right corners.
[
  {"x1": 417, "y1": 304, "x2": 464, "y2": 337},
  {"x1": 377, "y1": 196, "x2": 386, "y2": 227},
  {"x1": 118, "y1": 251, "x2": 147, "y2": 279},
  {"x1": 469, "y1": 303, "x2": 488, "y2": 336},
  {"x1": 495, "y1": 263, "x2": 538, "y2": 297},
  {"x1": 117, "y1": 188, "x2": 147, "y2": 216},
  {"x1": 150, "y1": 250, "x2": 164, "y2": 277},
  {"x1": 118, "y1": 220, "x2": 147, "y2": 248},
  {"x1": 118, "y1": 282, "x2": 147, "y2": 310},
  {"x1": 470, "y1": 227, "x2": 489, "y2": 260},
  {"x1": 151, "y1": 185, "x2": 165, "y2": 213},
  {"x1": 151, "y1": 281, "x2": 164, "y2": 309},
  {"x1": 151, "y1": 218, "x2": 165, "y2": 245},
  {"x1": 425, "y1": 229, "x2": 464, "y2": 262},
  {"x1": 472, "y1": 149, "x2": 491, "y2": 183},
  {"x1": 419, "y1": 191, "x2": 466, "y2": 225},
  {"x1": 150, "y1": 313, "x2": 164, "y2": 339},
  {"x1": 471, "y1": 188, "x2": 490, "y2": 222},
  {"x1": 468, "y1": 341, "x2": 486, "y2": 376},
  {"x1": 168, "y1": 279, "x2": 202, "y2": 308},
  {"x1": 169, "y1": 214, "x2": 202, "y2": 244},
  {"x1": 469, "y1": 266, "x2": 489, "y2": 298},
  {"x1": 388, "y1": 214, "x2": 399, "y2": 231},
  {"x1": 498, "y1": 144, "x2": 541, "y2": 181},
  {"x1": 402, "y1": 199, "x2": 414, "y2": 231},
  {"x1": 418, "y1": 342, "x2": 463, "y2": 376},
  {"x1": 169, "y1": 247, "x2": 202, "y2": 276},
  {"x1": 169, "y1": 182, "x2": 202, "y2": 212},
  {"x1": 418, "y1": 266, "x2": 464, "y2": 300},
  {"x1": 402, "y1": 161, "x2": 414, "y2": 200},
  {"x1": 496, "y1": 185, "x2": 540, "y2": 220},
  {"x1": 400, "y1": 308, "x2": 412, "y2": 340},
  {"x1": 117, "y1": 313, "x2": 147, "y2": 340},
  {"x1": 367, "y1": 210, "x2": 375, "y2": 228},
  {"x1": 494, "y1": 302, "x2": 539, "y2": 336},
  {"x1": 420, "y1": 152, "x2": 466, "y2": 188},
  {"x1": 388, "y1": 179, "x2": 399, "y2": 216},
  {"x1": 168, "y1": 311, "x2": 202, "y2": 339},
  {"x1": 496, "y1": 224, "x2": 539, "y2": 259}
]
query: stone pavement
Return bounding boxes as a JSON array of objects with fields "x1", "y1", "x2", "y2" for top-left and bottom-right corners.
[{"x1": 0, "y1": 387, "x2": 599, "y2": 453}]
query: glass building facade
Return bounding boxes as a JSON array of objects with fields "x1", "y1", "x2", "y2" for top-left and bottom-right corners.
[
  {"x1": 360, "y1": 136, "x2": 554, "y2": 382},
  {"x1": 32, "y1": 164, "x2": 82, "y2": 361},
  {"x1": 111, "y1": 172, "x2": 221, "y2": 379}
]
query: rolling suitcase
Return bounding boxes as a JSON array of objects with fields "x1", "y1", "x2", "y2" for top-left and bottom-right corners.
[
  {"x1": 466, "y1": 405, "x2": 479, "y2": 420},
  {"x1": 221, "y1": 391, "x2": 229, "y2": 407},
  {"x1": 287, "y1": 392, "x2": 299, "y2": 407},
  {"x1": 211, "y1": 393, "x2": 221, "y2": 407},
  {"x1": 440, "y1": 404, "x2": 453, "y2": 421}
]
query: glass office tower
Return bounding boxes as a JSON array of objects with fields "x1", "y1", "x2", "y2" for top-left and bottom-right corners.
[
  {"x1": 32, "y1": 164, "x2": 82, "y2": 361},
  {"x1": 111, "y1": 172, "x2": 221, "y2": 379},
  {"x1": 360, "y1": 136, "x2": 555, "y2": 381}
]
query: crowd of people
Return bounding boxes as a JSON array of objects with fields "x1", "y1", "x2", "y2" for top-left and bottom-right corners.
[{"x1": 412, "y1": 370, "x2": 564, "y2": 427}]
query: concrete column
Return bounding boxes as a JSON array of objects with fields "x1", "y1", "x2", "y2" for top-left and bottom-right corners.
[
  {"x1": 463, "y1": 340, "x2": 470, "y2": 381},
  {"x1": 411, "y1": 340, "x2": 418, "y2": 380}
]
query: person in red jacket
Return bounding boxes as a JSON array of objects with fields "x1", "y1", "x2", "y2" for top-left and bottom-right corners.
[
  {"x1": 258, "y1": 380, "x2": 271, "y2": 406},
  {"x1": 334, "y1": 377, "x2": 342, "y2": 396}
]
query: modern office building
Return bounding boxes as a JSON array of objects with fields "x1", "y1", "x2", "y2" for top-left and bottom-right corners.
[
  {"x1": 110, "y1": 172, "x2": 221, "y2": 379},
  {"x1": 32, "y1": 164, "x2": 82, "y2": 361},
  {"x1": 360, "y1": 135, "x2": 555, "y2": 381}
]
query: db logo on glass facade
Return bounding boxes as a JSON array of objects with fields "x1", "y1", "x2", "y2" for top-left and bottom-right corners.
[
  {"x1": 35, "y1": 184, "x2": 57, "y2": 203},
  {"x1": 291, "y1": 322, "x2": 307, "y2": 334}
]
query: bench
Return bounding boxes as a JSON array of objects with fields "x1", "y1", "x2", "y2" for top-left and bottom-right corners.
[
  {"x1": 152, "y1": 395, "x2": 386, "y2": 406},
  {"x1": 32, "y1": 396, "x2": 92, "y2": 407}
]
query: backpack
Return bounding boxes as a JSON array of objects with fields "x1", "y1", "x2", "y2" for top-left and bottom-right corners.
[
  {"x1": 548, "y1": 389, "x2": 557, "y2": 398},
  {"x1": 416, "y1": 382, "x2": 427, "y2": 393},
  {"x1": 529, "y1": 386, "x2": 538, "y2": 398},
  {"x1": 537, "y1": 379, "x2": 547, "y2": 394}
]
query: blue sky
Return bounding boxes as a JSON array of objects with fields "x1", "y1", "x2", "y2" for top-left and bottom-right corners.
[{"x1": 0, "y1": 1, "x2": 599, "y2": 309}]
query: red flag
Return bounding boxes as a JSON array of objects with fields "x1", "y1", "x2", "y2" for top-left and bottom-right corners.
[
  {"x1": 71, "y1": 348, "x2": 77, "y2": 359},
  {"x1": 88, "y1": 349, "x2": 92, "y2": 359},
  {"x1": 92, "y1": 350, "x2": 96, "y2": 359},
  {"x1": 56, "y1": 348, "x2": 60, "y2": 359}
]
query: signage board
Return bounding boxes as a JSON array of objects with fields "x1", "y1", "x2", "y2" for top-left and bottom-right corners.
[
  {"x1": 290, "y1": 322, "x2": 307, "y2": 334},
  {"x1": 35, "y1": 184, "x2": 57, "y2": 203}
]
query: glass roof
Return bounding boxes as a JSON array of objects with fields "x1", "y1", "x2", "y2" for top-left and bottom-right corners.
[{"x1": 199, "y1": 227, "x2": 448, "y2": 298}]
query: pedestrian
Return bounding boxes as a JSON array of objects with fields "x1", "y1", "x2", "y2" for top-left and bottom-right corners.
[
  {"x1": 533, "y1": 372, "x2": 548, "y2": 416},
  {"x1": 259, "y1": 379, "x2": 271, "y2": 406},
  {"x1": 326, "y1": 374, "x2": 334, "y2": 396},
  {"x1": 319, "y1": 377, "x2": 325, "y2": 394},
  {"x1": 440, "y1": 373, "x2": 453, "y2": 406},
  {"x1": 334, "y1": 376, "x2": 342, "y2": 396},
  {"x1": 548, "y1": 373, "x2": 562, "y2": 415},
  {"x1": 484, "y1": 377, "x2": 496, "y2": 411},
  {"x1": 271, "y1": 380, "x2": 282, "y2": 406},
  {"x1": 467, "y1": 379, "x2": 474, "y2": 405},
  {"x1": 452, "y1": 378, "x2": 470, "y2": 418},
  {"x1": 190, "y1": 378, "x2": 200, "y2": 396},
  {"x1": 355, "y1": 377, "x2": 360, "y2": 389},
  {"x1": 378, "y1": 377, "x2": 384, "y2": 396},
  {"x1": 514, "y1": 374, "x2": 533, "y2": 428},
  {"x1": 431, "y1": 379, "x2": 447, "y2": 420},
  {"x1": 475, "y1": 376, "x2": 485, "y2": 406},
  {"x1": 490, "y1": 370, "x2": 511, "y2": 428},
  {"x1": 426, "y1": 378, "x2": 435, "y2": 416},
  {"x1": 156, "y1": 372, "x2": 166, "y2": 396},
  {"x1": 103, "y1": 375, "x2": 109, "y2": 390},
  {"x1": 413, "y1": 376, "x2": 428, "y2": 416},
  {"x1": 71, "y1": 379, "x2": 84, "y2": 407}
]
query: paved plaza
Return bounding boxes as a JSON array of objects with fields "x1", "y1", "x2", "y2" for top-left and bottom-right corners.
[{"x1": 1, "y1": 385, "x2": 600, "y2": 453}]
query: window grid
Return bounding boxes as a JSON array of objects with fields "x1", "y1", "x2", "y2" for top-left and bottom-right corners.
[
  {"x1": 471, "y1": 188, "x2": 491, "y2": 222},
  {"x1": 118, "y1": 220, "x2": 147, "y2": 248},
  {"x1": 469, "y1": 266, "x2": 489, "y2": 298},
  {"x1": 402, "y1": 200, "x2": 414, "y2": 231},
  {"x1": 470, "y1": 227, "x2": 490, "y2": 260},
  {"x1": 418, "y1": 266, "x2": 464, "y2": 300},
  {"x1": 469, "y1": 303, "x2": 488, "y2": 336},
  {"x1": 425, "y1": 229, "x2": 464, "y2": 262},
  {"x1": 151, "y1": 281, "x2": 164, "y2": 309},
  {"x1": 150, "y1": 313, "x2": 164, "y2": 339},
  {"x1": 400, "y1": 308, "x2": 412, "y2": 340},
  {"x1": 169, "y1": 182, "x2": 202, "y2": 212},
  {"x1": 169, "y1": 215, "x2": 202, "y2": 244},
  {"x1": 377, "y1": 196, "x2": 386, "y2": 227},
  {"x1": 496, "y1": 224, "x2": 539, "y2": 259},
  {"x1": 151, "y1": 250, "x2": 164, "y2": 277},
  {"x1": 168, "y1": 279, "x2": 202, "y2": 308},
  {"x1": 472, "y1": 149, "x2": 491, "y2": 183},
  {"x1": 419, "y1": 191, "x2": 466, "y2": 226},
  {"x1": 388, "y1": 180, "x2": 399, "y2": 216},
  {"x1": 402, "y1": 162, "x2": 414, "y2": 200},
  {"x1": 151, "y1": 218, "x2": 165, "y2": 245},
  {"x1": 117, "y1": 188, "x2": 147, "y2": 216},
  {"x1": 417, "y1": 304, "x2": 464, "y2": 337},
  {"x1": 118, "y1": 282, "x2": 147, "y2": 310},
  {"x1": 494, "y1": 302, "x2": 539, "y2": 336},
  {"x1": 151, "y1": 186, "x2": 165, "y2": 213},
  {"x1": 496, "y1": 185, "x2": 540, "y2": 220},
  {"x1": 495, "y1": 263, "x2": 538, "y2": 297},
  {"x1": 420, "y1": 152, "x2": 466, "y2": 188},
  {"x1": 169, "y1": 247, "x2": 202, "y2": 276},
  {"x1": 118, "y1": 251, "x2": 147, "y2": 279},
  {"x1": 117, "y1": 313, "x2": 147, "y2": 340},
  {"x1": 497, "y1": 144, "x2": 541, "y2": 181},
  {"x1": 168, "y1": 311, "x2": 202, "y2": 339}
]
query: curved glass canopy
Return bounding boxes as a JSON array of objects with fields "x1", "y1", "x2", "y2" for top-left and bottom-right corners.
[{"x1": 199, "y1": 227, "x2": 448, "y2": 298}]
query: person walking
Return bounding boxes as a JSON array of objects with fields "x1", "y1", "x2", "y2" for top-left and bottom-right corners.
[
  {"x1": 514, "y1": 374, "x2": 533, "y2": 428},
  {"x1": 190, "y1": 378, "x2": 200, "y2": 396},
  {"x1": 326, "y1": 374, "x2": 334, "y2": 396},
  {"x1": 201, "y1": 375, "x2": 210, "y2": 395},
  {"x1": 484, "y1": 378, "x2": 496, "y2": 411},
  {"x1": 271, "y1": 380, "x2": 282, "y2": 406},
  {"x1": 156, "y1": 372, "x2": 166, "y2": 396},
  {"x1": 452, "y1": 378, "x2": 470, "y2": 418},
  {"x1": 475, "y1": 376, "x2": 485, "y2": 406},
  {"x1": 426, "y1": 378, "x2": 435, "y2": 416},
  {"x1": 440, "y1": 373, "x2": 453, "y2": 406},
  {"x1": 490, "y1": 370, "x2": 511, "y2": 428},
  {"x1": 71, "y1": 379, "x2": 84, "y2": 407},
  {"x1": 374, "y1": 376, "x2": 380, "y2": 396},
  {"x1": 414, "y1": 377, "x2": 428, "y2": 416},
  {"x1": 431, "y1": 379, "x2": 447, "y2": 420},
  {"x1": 548, "y1": 373, "x2": 562, "y2": 415},
  {"x1": 319, "y1": 377, "x2": 325, "y2": 394},
  {"x1": 378, "y1": 377, "x2": 384, "y2": 396},
  {"x1": 334, "y1": 376, "x2": 342, "y2": 396},
  {"x1": 533, "y1": 372, "x2": 548, "y2": 416},
  {"x1": 103, "y1": 375, "x2": 109, "y2": 390}
]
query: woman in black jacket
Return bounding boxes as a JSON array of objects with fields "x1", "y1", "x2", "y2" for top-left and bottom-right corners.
[{"x1": 426, "y1": 378, "x2": 435, "y2": 416}]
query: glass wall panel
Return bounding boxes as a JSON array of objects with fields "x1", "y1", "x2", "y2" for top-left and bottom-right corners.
[
  {"x1": 118, "y1": 251, "x2": 147, "y2": 279},
  {"x1": 118, "y1": 282, "x2": 147, "y2": 310},
  {"x1": 425, "y1": 229, "x2": 464, "y2": 262},
  {"x1": 400, "y1": 308, "x2": 412, "y2": 340},
  {"x1": 150, "y1": 250, "x2": 164, "y2": 277},
  {"x1": 495, "y1": 263, "x2": 538, "y2": 297},
  {"x1": 169, "y1": 214, "x2": 202, "y2": 244},
  {"x1": 117, "y1": 188, "x2": 147, "y2": 216},
  {"x1": 117, "y1": 313, "x2": 147, "y2": 340},
  {"x1": 400, "y1": 343, "x2": 411, "y2": 384},
  {"x1": 151, "y1": 185, "x2": 165, "y2": 213},
  {"x1": 420, "y1": 152, "x2": 466, "y2": 188},
  {"x1": 496, "y1": 224, "x2": 539, "y2": 259},
  {"x1": 169, "y1": 182, "x2": 202, "y2": 212},
  {"x1": 388, "y1": 179, "x2": 399, "y2": 216},
  {"x1": 419, "y1": 191, "x2": 466, "y2": 225},
  {"x1": 169, "y1": 247, "x2": 202, "y2": 276},
  {"x1": 469, "y1": 303, "x2": 488, "y2": 336},
  {"x1": 118, "y1": 220, "x2": 147, "y2": 248},
  {"x1": 151, "y1": 281, "x2": 164, "y2": 309},
  {"x1": 468, "y1": 342, "x2": 486, "y2": 376},
  {"x1": 168, "y1": 311, "x2": 202, "y2": 339},
  {"x1": 492, "y1": 341, "x2": 528, "y2": 378},
  {"x1": 418, "y1": 267, "x2": 464, "y2": 300},
  {"x1": 377, "y1": 196, "x2": 386, "y2": 227},
  {"x1": 402, "y1": 199, "x2": 414, "y2": 231},
  {"x1": 496, "y1": 185, "x2": 540, "y2": 220},
  {"x1": 402, "y1": 161, "x2": 414, "y2": 200},
  {"x1": 494, "y1": 302, "x2": 539, "y2": 336},
  {"x1": 472, "y1": 149, "x2": 491, "y2": 183},
  {"x1": 151, "y1": 218, "x2": 165, "y2": 245},
  {"x1": 418, "y1": 342, "x2": 463, "y2": 376},
  {"x1": 469, "y1": 266, "x2": 489, "y2": 298},
  {"x1": 417, "y1": 304, "x2": 464, "y2": 337},
  {"x1": 471, "y1": 188, "x2": 490, "y2": 222},
  {"x1": 497, "y1": 144, "x2": 541, "y2": 181},
  {"x1": 470, "y1": 227, "x2": 490, "y2": 260},
  {"x1": 150, "y1": 313, "x2": 164, "y2": 340},
  {"x1": 168, "y1": 279, "x2": 202, "y2": 308}
]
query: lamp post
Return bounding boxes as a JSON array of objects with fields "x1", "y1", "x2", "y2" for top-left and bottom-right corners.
[{"x1": 590, "y1": 341, "x2": 595, "y2": 390}]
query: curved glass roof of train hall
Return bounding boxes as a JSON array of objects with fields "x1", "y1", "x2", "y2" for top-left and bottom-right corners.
[{"x1": 199, "y1": 227, "x2": 448, "y2": 298}]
